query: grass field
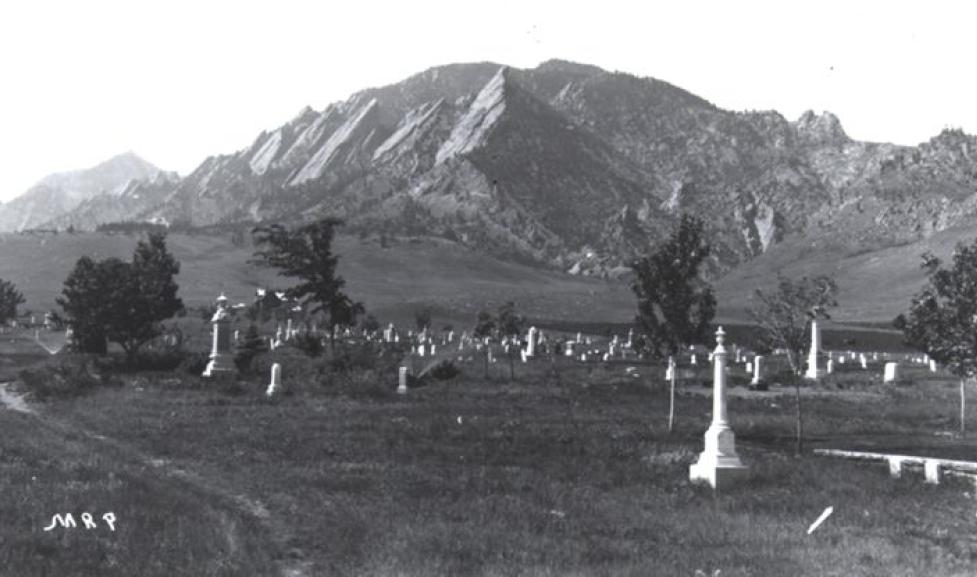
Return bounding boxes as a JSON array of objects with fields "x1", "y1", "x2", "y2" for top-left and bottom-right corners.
[
  {"x1": 3, "y1": 332, "x2": 977, "y2": 575},
  {"x1": 0, "y1": 231, "x2": 638, "y2": 328},
  {"x1": 2, "y1": 225, "x2": 966, "y2": 329},
  {"x1": 717, "y1": 219, "x2": 977, "y2": 322}
]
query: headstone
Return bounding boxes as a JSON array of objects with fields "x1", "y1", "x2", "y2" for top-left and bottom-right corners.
[
  {"x1": 398, "y1": 367, "x2": 408, "y2": 395},
  {"x1": 883, "y1": 362, "x2": 899, "y2": 383},
  {"x1": 690, "y1": 327, "x2": 748, "y2": 489},
  {"x1": 266, "y1": 363, "x2": 282, "y2": 396},
  {"x1": 527, "y1": 327, "x2": 538, "y2": 358},
  {"x1": 751, "y1": 355, "x2": 763, "y2": 385},
  {"x1": 203, "y1": 294, "x2": 236, "y2": 377},
  {"x1": 805, "y1": 317, "x2": 826, "y2": 380}
]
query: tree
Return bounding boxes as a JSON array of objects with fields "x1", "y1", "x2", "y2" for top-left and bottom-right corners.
[
  {"x1": 0, "y1": 278, "x2": 26, "y2": 326},
  {"x1": 58, "y1": 232, "x2": 183, "y2": 361},
  {"x1": 361, "y1": 314, "x2": 381, "y2": 334},
  {"x1": 894, "y1": 242, "x2": 977, "y2": 434},
  {"x1": 748, "y1": 274, "x2": 838, "y2": 454},
  {"x1": 414, "y1": 307, "x2": 433, "y2": 333},
  {"x1": 631, "y1": 214, "x2": 716, "y2": 359},
  {"x1": 748, "y1": 275, "x2": 838, "y2": 375},
  {"x1": 495, "y1": 301, "x2": 525, "y2": 381},
  {"x1": 251, "y1": 219, "x2": 363, "y2": 352}
]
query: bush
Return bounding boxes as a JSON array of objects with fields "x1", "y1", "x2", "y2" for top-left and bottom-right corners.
[
  {"x1": 329, "y1": 342, "x2": 395, "y2": 374},
  {"x1": 289, "y1": 332, "x2": 324, "y2": 357},
  {"x1": 252, "y1": 348, "x2": 331, "y2": 392},
  {"x1": 127, "y1": 349, "x2": 186, "y2": 372},
  {"x1": 19, "y1": 355, "x2": 122, "y2": 399},
  {"x1": 179, "y1": 352, "x2": 211, "y2": 376},
  {"x1": 423, "y1": 359, "x2": 461, "y2": 381}
]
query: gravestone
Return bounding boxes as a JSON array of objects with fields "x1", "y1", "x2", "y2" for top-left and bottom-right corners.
[
  {"x1": 526, "y1": 327, "x2": 538, "y2": 358},
  {"x1": 203, "y1": 294, "x2": 235, "y2": 378},
  {"x1": 690, "y1": 327, "x2": 748, "y2": 489},
  {"x1": 398, "y1": 367, "x2": 408, "y2": 395},
  {"x1": 751, "y1": 355, "x2": 763, "y2": 385},
  {"x1": 883, "y1": 362, "x2": 899, "y2": 383},
  {"x1": 266, "y1": 363, "x2": 282, "y2": 397}
]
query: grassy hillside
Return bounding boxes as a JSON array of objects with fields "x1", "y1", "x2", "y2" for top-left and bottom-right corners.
[
  {"x1": 6, "y1": 222, "x2": 974, "y2": 331},
  {"x1": 717, "y1": 219, "x2": 977, "y2": 322},
  {"x1": 0, "y1": 232, "x2": 639, "y2": 327}
]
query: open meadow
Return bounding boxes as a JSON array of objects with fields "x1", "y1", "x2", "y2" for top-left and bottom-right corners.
[{"x1": 3, "y1": 325, "x2": 977, "y2": 576}]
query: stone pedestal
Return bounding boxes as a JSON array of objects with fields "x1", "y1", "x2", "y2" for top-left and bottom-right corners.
[
  {"x1": 690, "y1": 327, "x2": 748, "y2": 489},
  {"x1": 203, "y1": 294, "x2": 236, "y2": 378}
]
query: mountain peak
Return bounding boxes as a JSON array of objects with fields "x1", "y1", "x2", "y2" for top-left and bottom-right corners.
[
  {"x1": 534, "y1": 59, "x2": 606, "y2": 77},
  {"x1": 435, "y1": 66, "x2": 509, "y2": 165},
  {"x1": 793, "y1": 110, "x2": 849, "y2": 146}
]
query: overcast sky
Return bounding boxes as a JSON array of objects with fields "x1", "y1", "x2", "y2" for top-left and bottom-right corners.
[{"x1": 1, "y1": 0, "x2": 974, "y2": 201}]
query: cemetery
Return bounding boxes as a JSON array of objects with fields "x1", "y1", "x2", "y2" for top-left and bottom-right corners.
[{"x1": 2, "y1": 223, "x2": 977, "y2": 576}]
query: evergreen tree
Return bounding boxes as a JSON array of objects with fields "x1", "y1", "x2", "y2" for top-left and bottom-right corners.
[
  {"x1": 0, "y1": 278, "x2": 26, "y2": 326},
  {"x1": 631, "y1": 214, "x2": 716, "y2": 358}
]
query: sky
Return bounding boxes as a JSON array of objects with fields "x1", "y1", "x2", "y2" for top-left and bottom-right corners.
[{"x1": 1, "y1": 0, "x2": 974, "y2": 201}]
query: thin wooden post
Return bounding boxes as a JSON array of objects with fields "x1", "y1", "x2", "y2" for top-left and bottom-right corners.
[{"x1": 961, "y1": 378, "x2": 967, "y2": 435}]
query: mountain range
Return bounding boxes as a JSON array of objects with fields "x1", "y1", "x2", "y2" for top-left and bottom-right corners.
[{"x1": 4, "y1": 59, "x2": 977, "y2": 281}]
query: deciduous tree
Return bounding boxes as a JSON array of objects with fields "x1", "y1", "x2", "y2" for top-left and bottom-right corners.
[
  {"x1": 631, "y1": 214, "x2": 716, "y2": 359},
  {"x1": 895, "y1": 241, "x2": 977, "y2": 433}
]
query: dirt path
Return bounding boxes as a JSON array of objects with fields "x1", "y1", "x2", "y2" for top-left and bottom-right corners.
[
  {"x1": 0, "y1": 381, "x2": 34, "y2": 414},
  {"x1": 0, "y1": 381, "x2": 311, "y2": 577}
]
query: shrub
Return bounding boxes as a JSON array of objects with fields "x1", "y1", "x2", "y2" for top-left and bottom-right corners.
[
  {"x1": 235, "y1": 324, "x2": 268, "y2": 372},
  {"x1": 252, "y1": 348, "x2": 331, "y2": 392},
  {"x1": 424, "y1": 359, "x2": 461, "y2": 381},
  {"x1": 127, "y1": 349, "x2": 186, "y2": 372},
  {"x1": 329, "y1": 342, "x2": 392, "y2": 373},
  {"x1": 19, "y1": 355, "x2": 121, "y2": 399},
  {"x1": 289, "y1": 331, "x2": 324, "y2": 357},
  {"x1": 179, "y1": 352, "x2": 211, "y2": 376}
]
